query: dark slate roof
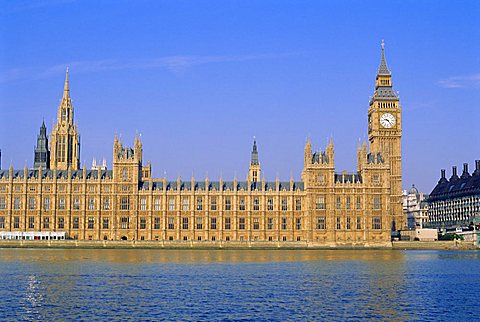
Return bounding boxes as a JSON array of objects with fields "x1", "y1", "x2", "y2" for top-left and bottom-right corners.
[
  {"x1": 152, "y1": 181, "x2": 163, "y2": 190},
  {"x1": 264, "y1": 182, "x2": 276, "y2": 191},
  {"x1": 0, "y1": 169, "x2": 113, "y2": 180},
  {"x1": 149, "y1": 180, "x2": 305, "y2": 192},
  {"x1": 312, "y1": 151, "x2": 328, "y2": 164},
  {"x1": 334, "y1": 173, "x2": 363, "y2": 184},
  {"x1": 0, "y1": 170, "x2": 8, "y2": 179},
  {"x1": 428, "y1": 171, "x2": 480, "y2": 202},
  {"x1": 0, "y1": 169, "x2": 306, "y2": 192},
  {"x1": 224, "y1": 181, "x2": 234, "y2": 191},
  {"x1": 238, "y1": 181, "x2": 248, "y2": 191},
  {"x1": 279, "y1": 182, "x2": 290, "y2": 191},
  {"x1": 210, "y1": 182, "x2": 220, "y2": 190},
  {"x1": 367, "y1": 152, "x2": 385, "y2": 164},
  {"x1": 166, "y1": 181, "x2": 177, "y2": 191},
  {"x1": 181, "y1": 182, "x2": 191, "y2": 190},
  {"x1": 372, "y1": 86, "x2": 398, "y2": 101},
  {"x1": 294, "y1": 182, "x2": 304, "y2": 191}
]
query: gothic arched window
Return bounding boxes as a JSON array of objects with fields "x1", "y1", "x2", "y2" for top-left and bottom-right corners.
[{"x1": 61, "y1": 108, "x2": 68, "y2": 122}]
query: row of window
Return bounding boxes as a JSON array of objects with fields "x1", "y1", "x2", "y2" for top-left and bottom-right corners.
[
  {"x1": 313, "y1": 174, "x2": 382, "y2": 185},
  {"x1": 316, "y1": 216, "x2": 381, "y2": 230},
  {"x1": 93, "y1": 235, "x2": 300, "y2": 242},
  {"x1": 0, "y1": 197, "x2": 110, "y2": 211},
  {"x1": 0, "y1": 196, "x2": 302, "y2": 212},
  {"x1": 0, "y1": 216, "x2": 382, "y2": 230},
  {"x1": 316, "y1": 196, "x2": 382, "y2": 210},
  {"x1": 0, "y1": 196, "x2": 384, "y2": 211}
]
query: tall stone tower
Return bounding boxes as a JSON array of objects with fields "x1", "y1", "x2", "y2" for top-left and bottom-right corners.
[
  {"x1": 367, "y1": 41, "x2": 403, "y2": 230},
  {"x1": 248, "y1": 138, "x2": 261, "y2": 182},
  {"x1": 50, "y1": 68, "x2": 81, "y2": 170},
  {"x1": 33, "y1": 120, "x2": 50, "y2": 169}
]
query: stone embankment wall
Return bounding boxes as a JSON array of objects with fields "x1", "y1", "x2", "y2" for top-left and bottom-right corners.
[
  {"x1": 0, "y1": 240, "x2": 392, "y2": 250},
  {"x1": 392, "y1": 240, "x2": 477, "y2": 250},
  {"x1": 0, "y1": 240, "x2": 477, "y2": 250}
]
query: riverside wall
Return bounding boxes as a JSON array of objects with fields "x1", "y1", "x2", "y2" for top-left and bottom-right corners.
[{"x1": 0, "y1": 240, "x2": 477, "y2": 250}]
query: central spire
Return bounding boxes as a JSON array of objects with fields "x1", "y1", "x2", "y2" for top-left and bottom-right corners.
[
  {"x1": 63, "y1": 67, "x2": 70, "y2": 95},
  {"x1": 251, "y1": 137, "x2": 259, "y2": 165},
  {"x1": 40, "y1": 118, "x2": 46, "y2": 135},
  {"x1": 50, "y1": 68, "x2": 80, "y2": 170},
  {"x1": 248, "y1": 137, "x2": 260, "y2": 183}
]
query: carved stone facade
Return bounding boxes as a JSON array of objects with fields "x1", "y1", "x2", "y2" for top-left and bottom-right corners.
[{"x1": 0, "y1": 44, "x2": 403, "y2": 244}]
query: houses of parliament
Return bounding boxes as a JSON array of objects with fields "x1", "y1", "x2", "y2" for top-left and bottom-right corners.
[{"x1": 0, "y1": 44, "x2": 404, "y2": 244}]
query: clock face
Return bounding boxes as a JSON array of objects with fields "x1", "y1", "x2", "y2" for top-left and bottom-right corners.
[{"x1": 380, "y1": 113, "x2": 396, "y2": 128}]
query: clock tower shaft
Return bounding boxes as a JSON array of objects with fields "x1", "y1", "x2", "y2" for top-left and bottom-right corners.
[{"x1": 368, "y1": 41, "x2": 403, "y2": 231}]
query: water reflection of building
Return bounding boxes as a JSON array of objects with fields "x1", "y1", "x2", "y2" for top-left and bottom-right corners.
[
  {"x1": 427, "y1": 162, "x2": 480, "y2": 230},
  {"x1": 402, "y1": 185, "x2": 428, "y2": 229},
  {"x1": 0, "y1": 43, "x2": 405, "y2": 244}
]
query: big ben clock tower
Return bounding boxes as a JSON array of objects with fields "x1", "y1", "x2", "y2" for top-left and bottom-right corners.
[{"x1": 368, "y1": 41, "x2": 404, "y2": 231}]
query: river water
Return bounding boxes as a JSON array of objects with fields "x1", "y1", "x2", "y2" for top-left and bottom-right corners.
[{"x1": 0, "y1": 249, "x2": 478, "y2": 321}]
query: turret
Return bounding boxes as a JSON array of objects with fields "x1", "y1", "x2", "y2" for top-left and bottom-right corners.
[
  {"x1": 134, "y1": 132, "x2": 143, "y2": 163},
  {"x1": 304, "y1": 137, "x2": 312, "y2": 166},
  {"x1": 326, "y1": 137, "x2": 334, "y2": 165},
  {"x1": 356, "y1": 139, "x2": 368, "y2": 171}
]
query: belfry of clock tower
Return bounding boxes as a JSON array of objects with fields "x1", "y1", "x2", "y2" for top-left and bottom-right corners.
[{"x1": 368, "y1": 41, "x2": 404, "y2": 230}]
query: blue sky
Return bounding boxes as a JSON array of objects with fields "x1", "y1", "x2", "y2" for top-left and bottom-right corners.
[{"x1": 0, "y1": 0, "x2": 479, "y2": 193}]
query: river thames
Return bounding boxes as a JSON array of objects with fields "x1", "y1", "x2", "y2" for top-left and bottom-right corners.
[{"x1": 0, "y1": 249, "x2": 478, "y2": 321}]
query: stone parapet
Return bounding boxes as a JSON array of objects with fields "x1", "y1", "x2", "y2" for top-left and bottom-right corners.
[{"x1": 0, "y1": 240, "x2": 393, "y2": 250}]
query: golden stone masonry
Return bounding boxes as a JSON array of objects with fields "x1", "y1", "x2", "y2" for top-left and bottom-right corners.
[{"x1": 0, "y1": 43, "x2": 403, "y2": 244}]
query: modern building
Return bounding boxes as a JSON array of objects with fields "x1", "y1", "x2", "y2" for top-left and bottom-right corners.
[
  {"x1": 403, "y1": 185, "x2": 428, "y2": 229},
  {"x1": 427, "y1": 162, "x2": 480, "y2": 230},
  {"x1": 0, "y1": 44, "x2": 404, "y2": 244}
]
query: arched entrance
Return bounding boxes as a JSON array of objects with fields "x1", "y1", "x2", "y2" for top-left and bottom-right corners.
[{"x1": 121, "y1": 236, "x2": 128, "y2": 240}]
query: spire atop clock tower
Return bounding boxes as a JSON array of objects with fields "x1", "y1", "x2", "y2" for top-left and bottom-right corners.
[
  {"x1": 378, "y1": 40, "x2": 391, "y2": 76},
  {"x1": 374, "y1": 41, "x2": 395, "y2": 90}
]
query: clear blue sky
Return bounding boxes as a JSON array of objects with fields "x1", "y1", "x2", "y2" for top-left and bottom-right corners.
[{"x1": 1, "y1": 0, "x2": 479, "y2": 193}]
